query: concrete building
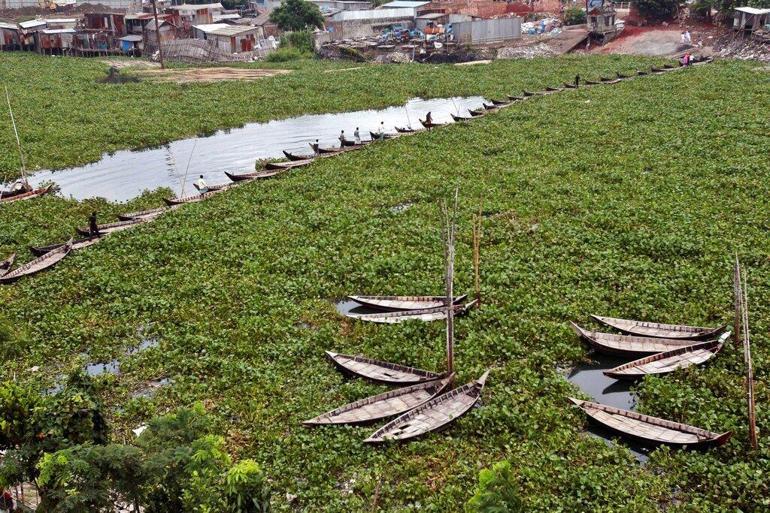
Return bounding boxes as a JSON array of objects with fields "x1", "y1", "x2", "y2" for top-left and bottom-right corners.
[
  {"x1": 193, "y1": 23, "x2": 261, "y2": 52},
  {"x1": 310, "y1": 0, "x2": 373, "y2": 12}
]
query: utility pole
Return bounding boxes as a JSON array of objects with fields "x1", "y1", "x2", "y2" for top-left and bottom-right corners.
[{"x1": 151, "y1": 0, "x2": 165, "y2": 69}]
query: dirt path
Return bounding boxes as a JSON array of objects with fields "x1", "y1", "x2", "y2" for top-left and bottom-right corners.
[
  {"x1": 132, "y1": 67, "x2": 291, "y2": 83},
  {"x1": 600, "y1": 27, "x2": 686, "y2": 56}
]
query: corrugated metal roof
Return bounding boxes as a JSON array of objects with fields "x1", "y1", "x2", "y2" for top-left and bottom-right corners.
[
  {"x1": 18, "y1": 19, "x2": 47, "y2": 29},
  {"x1": 0, "y1": 22, "x2": 19, "y2": 30},
  {"x1": 119, "y1": 34, "x2": 143, "y2": 41},
  {"x1": 735, "y1": 6, "x2": 770, "y2": 14},
  {"x1": 42, "y1": 28, "x2": 75, "y2": 34},
  {"x1": 168, "y1": 3, "x2": 223, "y2": 10},
  {"x1": 44, "y1": 18, "x2": 77, "y2": 23},
  {"x1": 194, "y1": 23, "x2": 258, "y2": 35},
  {"x1": 378, "y1": 1, "x2": 428, "y2": 8},
  {"x1": 335, "y1": 8, "x2": 414, "y2": 21},
  {"x1": 417, "y1": 12, "x2": 445, "y2": 19}
]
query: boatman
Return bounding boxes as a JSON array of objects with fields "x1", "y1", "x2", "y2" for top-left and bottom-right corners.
[
  {"x1": 575, "y1": 74, "x2": 580, "y2": 88},
  {"x1": 338, "y1": 130, "x2": 346, "y2": 148},
  {"x1": 195, "y1": 174, "x2": 209, "y2": 195},
  {"x1": 8, "y1": 180, "x2": 30, "y2": 196},
  {"x1": 353, "y1": 127, "x2": 361, "y2": 145},
  {"x1": 313, "y1": 139, "x2": 320, "y2": 154},
  {"x1": 425, "y1": 112, "x2": 433, "y2": 125},
  {"x1": 375, "y1": 121, "x2": 386, "y2": 141},
  {"x1": 89, "y1": 211, "x2": 100, "y2": 237}
]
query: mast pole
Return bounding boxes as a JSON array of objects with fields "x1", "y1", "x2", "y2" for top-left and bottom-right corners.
[{"x1": 444, "y1": 189, "x2": 458, "y2": 375}]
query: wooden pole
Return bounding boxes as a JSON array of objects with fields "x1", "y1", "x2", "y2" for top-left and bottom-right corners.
[
  {"x1": 443, "y1": 189, "x2": 458, "y2": 375},
  {"x1": 151, "y1": 0, "x2": 165, "y2": 69},
  {"x1": 472, "y1": 209, "x2": 482, "y2": 308},
  {"x1": 733, "y1": 255, "x2": 742, "y2": 348},
  {"x1": 4, "y1": 86, "x2": 28, "y2": 186},
  {"x1": 740, "y1": 265, "x2": 758, "y2": 450}
]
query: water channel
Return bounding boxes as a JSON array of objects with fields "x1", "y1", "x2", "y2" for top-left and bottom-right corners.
[{"x1": 25, "y1": 96, "x2": 485, "y2": 202}]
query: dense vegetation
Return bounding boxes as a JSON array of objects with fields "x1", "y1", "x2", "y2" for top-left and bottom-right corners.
[{"x1": 0, "y1": 58, "x2": 767, "y2": 511}]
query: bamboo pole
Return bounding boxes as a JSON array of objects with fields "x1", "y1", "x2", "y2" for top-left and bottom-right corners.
[
  {"x1": 4, "y1": 86, "x2": 28, "y2": 187},
  {"x1": 739, "y1": 264, "x2": 758, "y2": 450},
  {"x1": 178, "y1": 139, "x2": 198, "y2": 198},
  {"x1": 472, "y1": 209, "x2": 482, "y2": 308},
  {"x1": 733, "y1": 255, "x2": 742, "y2": 348},
  {"x1": 443, "y1": 189, "x2": 458, "y2": 375}
]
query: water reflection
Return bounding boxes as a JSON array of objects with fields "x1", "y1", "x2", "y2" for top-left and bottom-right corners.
[{"x1": 27, "y1": 96, "x2": 485, "y2": 202}]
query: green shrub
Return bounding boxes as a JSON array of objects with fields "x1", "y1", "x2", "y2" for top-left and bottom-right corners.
[
  {"x1": 635, "y1": 0, "x2": 678, "y2": 20},
  {"x1": 280, "y1": 30, "x2": 315, "y2": 54},
  {"x1": 266, "y1": 47, "x2": 308, "y2": 62},
  {"x1": 564, "y1": 6, "x2": 587, "y2": 25},
  {"x1": 466, "y1": 461, "x2": 523, "y2": 513}
]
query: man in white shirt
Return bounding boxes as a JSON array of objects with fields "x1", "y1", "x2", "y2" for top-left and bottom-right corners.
[{"x1": 195, "y1": 175, "x2": 208, "y2": 195}]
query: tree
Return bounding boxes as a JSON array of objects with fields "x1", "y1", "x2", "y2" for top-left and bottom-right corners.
[
  {"x1": 269, "y1": 0, "x2": 324, "y2": 32},
  {"x1": 466, "y1": 461, "x2": 523, "y2": 513},
  {"x1": 634, "y1": 0, "x2": 679, "y2": 21}
]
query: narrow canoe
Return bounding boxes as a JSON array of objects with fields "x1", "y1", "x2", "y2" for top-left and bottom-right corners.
[
  {"x1": 490, "y1": 99, "x2": 511, "y2": 106},
  {"x1": 616, "y1": 71, "x2": 631, "y2": 78},
  {"x1": 651, "y1": 66, "x2": 665, "y2": 73},
  {"x1": 0, "y1": 241, "x2": 72, "y2": 284},
  {"x1": 692, "y1": 57, "x2": 713, "y2": 66},
  {"x1": 283, "y1": 150, "x2": 312, "y2": 161},
  {"x1": 507, "y1": 95, "x2": 525, "y2": 101},
  {"x1": 369, "y1": 131, "x2": 396, "y2": 140},
  {"x1": 30, "y1": 234, "x2": 102, "y2": 256},
  {"x1": 118, "y1": 207, "x2": 167, "y2": 221},
  {"x1": 569, "y1": 398, "x2": 731, "y2": 447},
  {"x1": 348, "y1": 294, "x2": 468, "y2": 312},
  {"x1": 364, "y1": 370, "x2": 489, "y2": 443},
  {"x1": 584, "y1": 79, "x2": 601, "y2": 85},
  {"x1": 545, "y1": 86, "x2": 562, "y2": 92},
  {"x1": 0, "y1": 253, "x2": 16, "y2": 276},
  {"x1": 395, "y1": 126, "x2": 416, "y2": 133},
  {"x1": 346, "y1": 300, "x2": 477, "y2": 324},
  {"x1": 451, "y1": 113, "x2": 473, "y2": 122},
  {"x1": 225, "y1": 169, "x2": 286, "y2": 182},
  {"x1": 600, "y1": 76, "x2": 614, "y2": 82},
  {"x1": 468, "y1": 108, "x2": 486, "y2": 116},
  {"x1": 264, "y1": 158, "x2": 313, "y2": 170},
  {"x1": 194, "y1": 182, "x2": 230, "y2": 192},
  {"x1": 562, "y1": 83, "x2": 578, "y2": 89},
  {"x1": 419, "y1": 119, "x2": 448, "y2": 129},
  {"x1": 76, "y1": 219, "x2": 144, "y2": 237},
  {"x1": 604, "y1": 334, "x2": 729, "y2": 380},
  {"x1": 590, "y1": 315, "x2": 726, "y2": 340},
  {"x1": 76, "y1": 218, "x2": 146, "y2": 237},
  {"x1": 326, "y1": 351, "x2": 442, "y2": 385},
  {"x1": 571, "y1": 322, "x2": 704, "y2": 356},
  {"x1": 340, "y1": 138, "x2": 359, "y2": 147},
  {"x1": 0, "y1": 185, "x2": 52, "y2": 203},
  {"x1": 522, "y1": 90, "x2": 539, "y2": 96},
  {"x1": 163, "y1": 191, "x2": 219, "y2": 206},
  {"x1": 637, "y1": 70, "x2": 649, "y2": 76},
  {"x1": 663, "y1": 63, "x2": 676, "y2": 69},
  {"x1": 304, "y1": 375, "x2": 453, "y2": 426}
]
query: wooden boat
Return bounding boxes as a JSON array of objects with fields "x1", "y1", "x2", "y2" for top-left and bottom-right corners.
[
  {"x1": 571, "y1": 322, "x2": 708, "y2": 356},
  {"x1": 76, "y1": 218, "x2": 144, "y2": 237},
  {"x1": 326, "y1": 351, "x2": 442, "y2": 385},
  {"x1": 369, "y1": 131, "x2": 396, "y2": 140},
  {"x1": 522, "y1": 90, "x2": 539, "y2": 97},
  {"x1": 569, "y1": 398, "x2": 731, "y2": 447},
  {"x1": 419, "y1": 119, "x2": 448, "y2": 129},
  {"x1": 482, "y1": 103, "x2": 497, "y2": 111},
  {"x1": 616, "y1": 71, "x2": 631, "y2": 79},
  {"x1": 340, "y1": 138, "x2": 358, "y2": 147},
  {"x1": 346, "y1": 300, "x2": 477, "y2": 324},
  {"x1": 118, "y1": 207, "x2": 167, "y2": 221},
  {"x1": 0, "y1": 253, "x2": 16, "y2": 276},
  {"x1": 490, "y1": 99, "x2": 511, "y2": 106},
  {"x1": 636, "y1": 70, "x2": 649, "y2": 76},
  {"x1": 163, "y1": 191, "x2": 219, "y2": 206},
  {"x1": 0, "y1": 241, "x2": 72, "y2": 284},
  {"x1": 194, "y1": 182, "x2": 230, "y2": 192},
  {"x1": 451, "y1": 113, "x2": 473, "y2": 122},
  {"x1": 264, "y1": 158, "x2": 313, "y2": 170},
  {"x1": 348, "y1": 294, "x2": 468, "y2": 312},
  {"x1": 0, "y1": 185, "x2": 52, "y2": 203},
  {"x1": 651, "y1": 66, "x2": 665, "y2": 73},
  {"x1": 603, "y1": 335, "x2": 728, "y2": 380},
  {"x1": 225, "y1": 169, "x2": 286, "y2": 182},
  {"x1": 562, "y1": 83, "x2": 578, "y2": 89},
  {"x1": 304, "y1": 375, "x2": 453, "y2": 426},
  {"x1": 30, "y1": 234, "x2": 102, "y2": 256},
  {"x1": 599, "y1": 76, "x2": 615, "y2": 82},
  {"x1": 603, "y1": 78, "x2": 622, "y2": 84},
  {"x1": 364, "y1": 370, "x2": 489, "y2": 443},
  {"x1": 283, "y1": 150, "x2": 313, "y2": 161},
  {"x1": 584, "y1": 79, "x2": 601, "y2": 85},
  {"x1": 663, "y1": 63, "x2": 676, "y2": 69},
  {"x1": 590, "y1": 315, "x2": 726, "y2": 340},
  {"x1": 545, "y1": 86, "x2": 562, "y2": 92},
  {"x1": 395, "y1": 126, "x2": 416, "y2": 133},
  {"x1": 692, "y1": 57, "x2": 713, "y2": 66},
  {"x1": 468, "y1": 108, "x2": 486, "y2": 116},
  {"x1": 507, "y1": 95, "x2": 525, "y2": 101}
]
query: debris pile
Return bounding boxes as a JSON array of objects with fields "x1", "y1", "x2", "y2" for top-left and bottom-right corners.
[
  {"x1": 714, "y1": 35, "x2": 770, "y2": 62},
  {"x1": 498, "y1": 42, "x2": 557, "y2": 59}
]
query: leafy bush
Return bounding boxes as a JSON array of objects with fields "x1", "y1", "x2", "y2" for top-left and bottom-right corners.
[
  {"x1": 266, "y1": 47, "x2": 308, "y2": 62},
  {"x1": 280, "y1": 31, "x2": 315, "y2": 54},
  {"x1": 635, "y1": 0, "x2": 679, "y2": 20},
  {"x1": 563, "y1": 6, "x2": 587, "y2": 25},
  {"x1": 269, "y1": 0, "x2": 324, "y2": 31},
  {"x1": 466, "y1": 461, "x2": 523, "y2": 513}
]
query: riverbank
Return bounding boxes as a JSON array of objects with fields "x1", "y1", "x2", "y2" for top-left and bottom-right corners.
[{"x1": 0, "y1": 59, "x2": 767, "y2": 512}]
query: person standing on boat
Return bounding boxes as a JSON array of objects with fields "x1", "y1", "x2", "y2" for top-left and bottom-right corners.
[
  {"x1": 425, "y1": 112, "x2": 433, "y2": 125},
  {"x1": 575, "y1": 74, "x2": 580, "y2": 88},
  {"x1": 353, "y1": 127, "x2": 361, "y2": 145},
  {"x1": 88, "y1": 211, "x2": 100, "y2": 237},
  {"x1": 313, "y1": 139, "x2": 320, "y2": 154},
  {"x1": 8, "y1": 180, "x2": 30, "y2": 196},
  {"x1": 376, "y1": 121, "x2": 386, "y2": 140},
  {"x1": 339, "y1": 130, "x2": 346, "y2": 147},
  {"x1": 195, "y1": 174, "x2": 209, "y2": 195}
]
